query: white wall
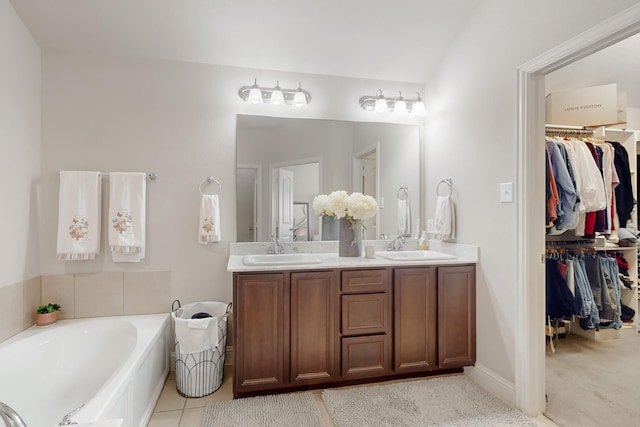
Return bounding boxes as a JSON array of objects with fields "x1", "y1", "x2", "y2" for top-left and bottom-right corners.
[
  {"x1": 0, "y1": 0, "x2": 41, "y2": 288},
  {"x1": 40, "y1": 50, "x2": 424, "y2": 305},
  {"x1": 425, "y1": 0, "x2": 639, "y2": 386}
]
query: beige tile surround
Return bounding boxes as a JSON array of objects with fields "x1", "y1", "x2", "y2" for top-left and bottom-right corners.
[{"x1": 0, "y1": 271, "x2": 170, "y2": 343}]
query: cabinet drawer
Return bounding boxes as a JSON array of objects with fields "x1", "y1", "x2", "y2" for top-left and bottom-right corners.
[
  {"x1": 341, "y1": 293, "x2": 389, "y2": 335},
  {"x1": 341, "y1": 335, "x2": 391, "y2": 378},
  {"x1": 341, "y1": 269, "x2": 389, "y2": 293}
]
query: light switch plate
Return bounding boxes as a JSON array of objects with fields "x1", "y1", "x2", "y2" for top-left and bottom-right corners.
[{"x1": 500, "y1": 182, "x2": 514, "y2": 203}]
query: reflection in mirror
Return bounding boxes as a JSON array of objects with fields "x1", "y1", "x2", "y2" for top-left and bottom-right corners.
[{"x1": 236, "y1": 115, "x2": 420, "y2": 242}]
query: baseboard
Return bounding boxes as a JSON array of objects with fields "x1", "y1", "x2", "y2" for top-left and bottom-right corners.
[
  {"x1": 464, "y1": 363, "x2": 516, "y2": 407},
  {"x1": 169, "y1": 345, "x2": 233, "y2": 371}
]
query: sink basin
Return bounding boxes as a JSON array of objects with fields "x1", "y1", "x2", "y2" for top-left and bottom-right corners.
[
  {"x1": 242, "y1": 253, "x2": 324, "y2": 266},
  {"x1": 376, "y1": 250, "x2": 457, "y2": 261}
]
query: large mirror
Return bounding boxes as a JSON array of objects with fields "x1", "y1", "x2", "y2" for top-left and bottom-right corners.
[{"x1": 236, "y1": 115, "x2": 420, "y2": 242}]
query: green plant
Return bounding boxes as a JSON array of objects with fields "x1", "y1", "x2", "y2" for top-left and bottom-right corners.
[{"x1": 37, "y1": 303, "x2": 61, "y2": 314}]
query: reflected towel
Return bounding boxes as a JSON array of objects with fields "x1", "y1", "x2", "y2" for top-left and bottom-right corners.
[
  {"x1": 199, "y1": 194, "x2": 221, "y2": 244},
  {"x1": 433, "y1": 195, "x2": 455, "y2": 241},
  {"x1": 108, "y1": 172, "x2": 146, "y2": 262},
  {"x1": 397, "y1": 197, "x2": 411, "y2": 236},
  {"x1": 56, "y1": 171, "x2": 101, "y2": 260}
]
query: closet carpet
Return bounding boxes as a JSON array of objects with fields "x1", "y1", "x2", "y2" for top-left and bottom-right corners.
[{"x1": 545, "y1": 330, "x2": 640, "y2": 427}]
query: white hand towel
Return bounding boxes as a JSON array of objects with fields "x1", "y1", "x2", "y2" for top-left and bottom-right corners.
[
  {"x1": 199, "y1": 194, "x2": 221, "y2": 244},
  {"x1": 108, "y1": 172, "x2": 146, "y2": 262},
  {"x1": 433, "y1": 195, "x2": 456, "y2": 241},
  {"x1": 56, "y1": 171, "x2": 101, "y2": 260},
  {"x1": 397, "y1": 198, "x2": 411, "y2": 236},
  {"x1": 174, "y1": 316, "x2": 219, "y2": 354}
]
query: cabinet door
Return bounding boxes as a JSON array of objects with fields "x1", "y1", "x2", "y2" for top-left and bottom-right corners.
[
  {"x1": 342, "y1": 334, "x2": 390, "y2": 378},
  {"x1": 290, "y1": 271, "x2": 336, "y2": 385},
  {"x1": 393, "y1": 267, "x2": 438, "y2": 373},
  {"x1": 438, "y1": 265, "x2": 476, "y2": 368},
  {"x1": 234, "y1": 273, "x2": 287, "y2": 395}
]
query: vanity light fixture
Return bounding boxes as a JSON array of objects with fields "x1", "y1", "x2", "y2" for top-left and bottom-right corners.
[
  {"x1": 239, "y1": 79, "x2": 312, "y2": 108},
  {"x1": 360, "y1": 90, "x2": 427, "y2": 116}
]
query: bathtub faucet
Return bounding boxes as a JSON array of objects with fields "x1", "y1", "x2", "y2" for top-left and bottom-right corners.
[
  {"x1": 58, "y1": 403, "x2": 85, "y2": 426},
  {"x1": 0, "y1": 402, "x2": 27, "y2": 427}
]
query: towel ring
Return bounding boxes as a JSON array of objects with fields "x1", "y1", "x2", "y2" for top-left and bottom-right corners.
[
  {"x1": 199, "y1": 176, "x2": 222, "y2": 196},
  {"x1": 397, "y1": 186, "x2": 409, "y2": 200},
  {"x1": 436, "y1": 178, "x2": 453, "y2": 197}
]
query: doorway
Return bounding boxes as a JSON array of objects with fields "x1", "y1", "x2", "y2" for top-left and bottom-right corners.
[{"x1": 516, "y1": 4, "x2": 640, "y2": 416}]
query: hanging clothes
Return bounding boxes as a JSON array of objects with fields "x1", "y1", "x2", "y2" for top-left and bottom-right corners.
[{"x1": 610, "y1": 141, "x2": 634, "y2": 227}]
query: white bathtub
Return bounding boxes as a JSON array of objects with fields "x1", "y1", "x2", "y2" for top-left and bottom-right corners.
[{"x1": 0, "y1": 314, "x2": 170, "y2": 427}]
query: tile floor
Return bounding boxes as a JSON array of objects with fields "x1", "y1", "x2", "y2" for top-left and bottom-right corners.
[
  {"x1": 148, "y1": 366, "x2": 556, "y2": 427},
  {"x1": 148, "y1": 365, "x2": 334, "y2": 427}
]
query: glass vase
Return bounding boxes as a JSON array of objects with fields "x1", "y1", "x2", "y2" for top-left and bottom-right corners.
[
  {"x1": 339, "y1": 217, "x2": 362, "y2": 257},
  {"x1": 321, "y1": 215, "x2": 339, "y2": 240}
]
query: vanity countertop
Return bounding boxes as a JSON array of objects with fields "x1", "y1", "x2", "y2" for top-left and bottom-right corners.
[{"x1": 227, "y1": 240, "x2": 478, "y2": 272}]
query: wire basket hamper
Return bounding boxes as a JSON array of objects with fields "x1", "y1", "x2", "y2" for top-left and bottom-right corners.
[{"x1": 172, "y1": 300, "x2": 231, "y2": 398}]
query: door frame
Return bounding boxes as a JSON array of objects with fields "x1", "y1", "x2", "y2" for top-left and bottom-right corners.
[
  {"x1": 237, "y1": 164, "x2": 262, "y2": 242},
  {"x1": 515, "y1": 4, "x2": 640, "y2": 416}
]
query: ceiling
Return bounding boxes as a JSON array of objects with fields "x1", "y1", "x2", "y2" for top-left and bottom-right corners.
[
  {"x1": 546, "y1": 33, "x2": 640, "y2": 108},
  {"x1": 9, "y1": 0, "x2": 483, "y2": 84}
]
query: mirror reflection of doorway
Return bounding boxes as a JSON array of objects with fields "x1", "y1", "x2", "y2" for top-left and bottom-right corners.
[
  {"x1": 355, "y1": 149, "x2": 378, "y2": 240},
  {"x1": 236, "y1": 166, "x2": 260, "y2": 242},
  {"x1": 271, "y1": 161, "x2": 320, "y2": 241}
]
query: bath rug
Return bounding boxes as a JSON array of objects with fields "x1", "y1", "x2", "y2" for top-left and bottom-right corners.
[
  {"x1": 322, "y1": 375, "x2": 535, "y2": 426},
  {"x1": 201, "y1": 391, "x2": 323, "y2": 427}
]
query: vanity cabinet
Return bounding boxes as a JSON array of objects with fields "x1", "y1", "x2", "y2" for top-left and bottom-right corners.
[
  {"x1": 233, "y1": 270, "x2": 336, "y2": 396},
  {"x1": 438, "y1": 265, "x2": 476, "y2": 368},
  {"x1": 340, "y1": 269, "x2": 392, "y2": 379},
  {"x1": 233, "y1": 264, "x2": 475, "y2": 397},
  {"x1": 393, "y1": 265, "x2": 476, "y2": 372},
  {"x1": 290, "y1": 271, "x2": 336, "y2": 386},
  {"x1": 233, "y1": 273, "x2": 287, "y2": 395},
  {"x1": 393, "y1": 267, "x2": 438, "y2": 373}
]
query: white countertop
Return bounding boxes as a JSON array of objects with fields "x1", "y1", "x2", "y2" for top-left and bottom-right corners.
[{"x1": 227, "y1": 240, "x2": 478, "y2": 273}]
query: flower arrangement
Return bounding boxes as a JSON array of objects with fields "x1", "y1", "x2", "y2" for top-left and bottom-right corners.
[{"x1": 312, "y1": 191, "x2": 378, "y2": 224}]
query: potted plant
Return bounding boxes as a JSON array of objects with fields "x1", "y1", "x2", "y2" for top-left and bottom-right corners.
[{"x1": 36, "y1": 303, "x2": 61, "y2": 326}]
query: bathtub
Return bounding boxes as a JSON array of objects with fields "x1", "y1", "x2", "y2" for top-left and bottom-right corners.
[{"x1": 0, "y1": 314, "x2": 170, "y2": 427}]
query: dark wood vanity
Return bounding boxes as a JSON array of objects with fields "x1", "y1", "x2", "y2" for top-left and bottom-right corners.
[{"x1": 232, "y1": 264, "x2": 476, "y2": 397}]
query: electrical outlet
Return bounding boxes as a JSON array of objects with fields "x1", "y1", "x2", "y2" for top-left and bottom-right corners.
[{"x1": 427, "y1": 219, "x2": 434, "y2": 233}]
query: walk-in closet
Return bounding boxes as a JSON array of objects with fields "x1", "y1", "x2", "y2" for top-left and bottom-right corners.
[{"x1": 543, "y1": 33, "x2": 640, "y2": 426}]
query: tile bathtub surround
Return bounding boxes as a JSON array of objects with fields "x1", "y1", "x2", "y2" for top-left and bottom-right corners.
[
  {"x1": 41, "y1": 274, "x2": 75, "y2": 319},
  {"x1": 124, "y1": 271, "x2": 171, "y2": 315},
  {"x1": 0, "y1": 277, "x2": 42, "y2": 342},
  {"x1": 41, "y1": 271, "x2": 171, "y2": 320},
  {"x1": 75, "y1": 272, "x2": 125, "y2": 318}
]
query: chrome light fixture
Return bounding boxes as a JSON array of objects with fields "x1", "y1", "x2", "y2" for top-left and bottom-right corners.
[
  {"x1": 360, "y1": 90, "x2": 426, "y2": 116},
  {"x1": 239, "y1": 79, "x2": 312, "y2": 107}
]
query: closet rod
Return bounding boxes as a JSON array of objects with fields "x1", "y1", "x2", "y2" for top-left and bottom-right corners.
[{"x1": 57, "y1": 171, "x2": 158, "y2": 180}]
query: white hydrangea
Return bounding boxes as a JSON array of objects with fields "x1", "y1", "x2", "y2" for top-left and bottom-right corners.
[
  {"x1": 346, "y1": 192, "x2": 378, "y2": 220},
  {"x1": 312, "y1": 190, "x2": 378, "y2": 221},
  {"x1": 312, "y1": 194, "x2": 331, "y2": 217}
]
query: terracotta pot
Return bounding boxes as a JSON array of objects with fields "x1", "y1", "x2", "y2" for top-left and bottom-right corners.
[{"x1": 36, "y1": 311, "x2": 58, "y2": 326}]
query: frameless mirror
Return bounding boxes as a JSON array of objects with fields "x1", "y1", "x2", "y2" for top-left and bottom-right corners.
[{"x1": 236, "y1": 115, "x2": 420, "y2": 242}]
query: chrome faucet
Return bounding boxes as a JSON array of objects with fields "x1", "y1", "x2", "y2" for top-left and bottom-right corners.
[
  {"x1": 0, "y1": 402, "x2": 27, "y2": 427},
  {"x1": 267, "y1": 236, "x2": 284, "y2": 254},
  {"x1": 58, "y1": 403, "x2": 85, "y2": 426},
  {"x1": 388, "y1": 235, "x2": 405, "y2": 251}
]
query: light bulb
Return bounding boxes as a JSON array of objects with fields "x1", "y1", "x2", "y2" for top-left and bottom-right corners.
[
  {"x1": 293, "y1": 91, "x2": 307, "y2": 108},
  {"x1": 411, "y1": 101, "x2": 426, "y2": 116},
  {"x1": 270, "y1": 81, "x2": 284, "y2": 106},
  {"x1": 248, "y1": 87, "x2": 262, "y2": 104},
  {"x1": 374, "y1": 89, "x2": 388, "y2": 113},
  {"x1": 247, "y1": 78, "x2": 262, "y2": 104},
  {"x1": 393, "y1": 92, "x2": 407, "y2": 115},
  {"x1": 411, "y1": 93, "x2": 426, "y2": 116},
  {"x1": 292, "y1": 82, "x2": 307, "y2": 108}
]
